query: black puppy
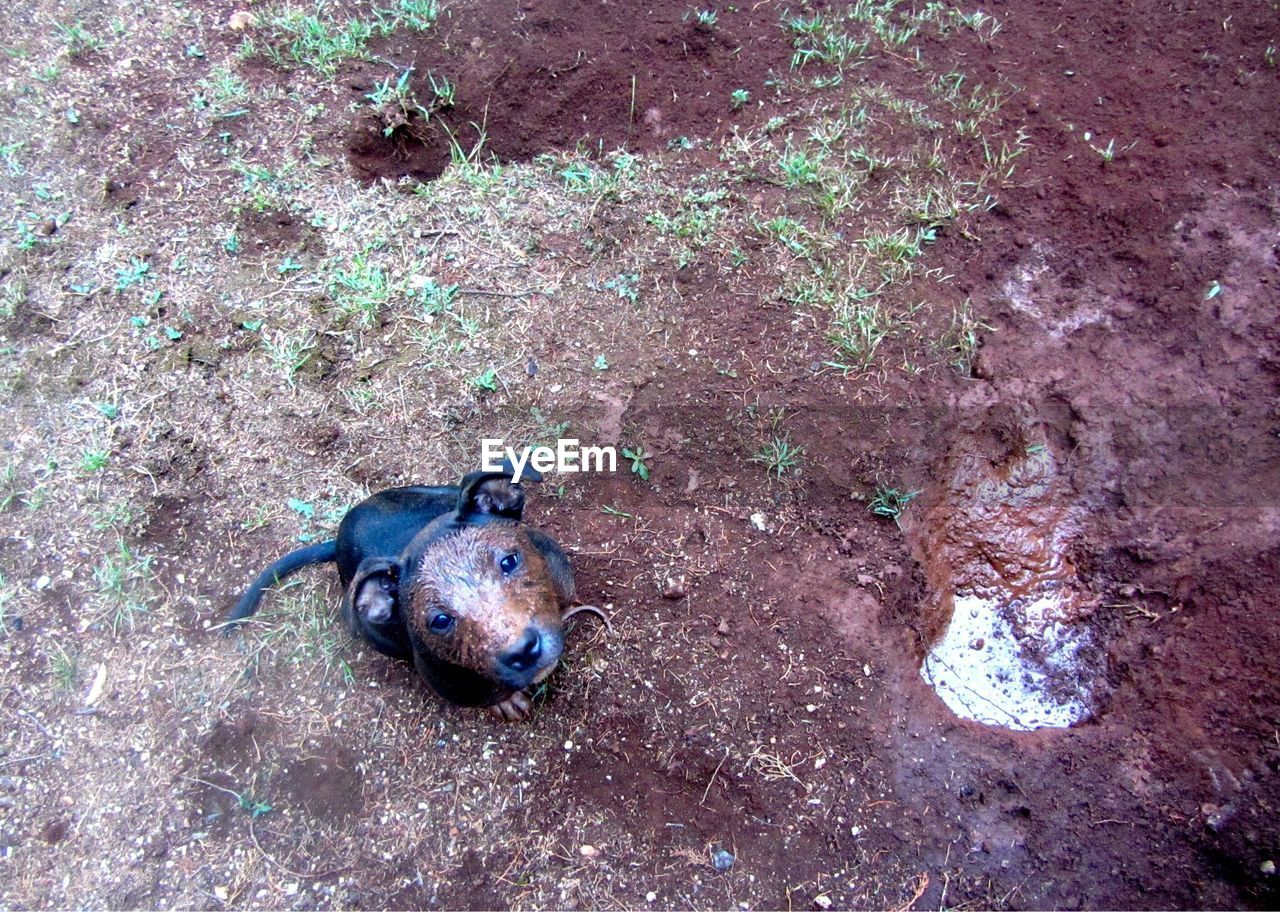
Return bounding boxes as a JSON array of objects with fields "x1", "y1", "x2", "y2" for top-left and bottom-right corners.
[{"x1": 228, "y1": 467, "x2": 578, "y2": 719}]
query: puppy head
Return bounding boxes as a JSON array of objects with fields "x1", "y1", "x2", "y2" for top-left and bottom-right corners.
[{"x1": 401, "y1": 522, "x2": 566, "y2": 705}]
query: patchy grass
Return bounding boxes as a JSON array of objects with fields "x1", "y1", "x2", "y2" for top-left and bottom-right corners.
[
  {"x1": 92, "y1": 538, "x2": 154, "y2": 633},
  {"x1": 0, "y1": 0, "x2": 1024, "y2": 907},
  {"x1": 247, "y1": 0, "x2": 441, "y2": 76},
  {"x1": 751, "y1": 434, "x2": 805, "y2": 478},
  {"x1": 236, "y1": 580, "x2": 355, "y2": 686}
]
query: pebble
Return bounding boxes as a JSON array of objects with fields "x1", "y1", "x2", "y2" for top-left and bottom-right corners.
[
  {"x1": 750, "y1": 513, "x2": 768, "y2": 532},
  {"x1": 814, "y1": 895, "x2": 833, "y2": 910},
  {"x1": 711, "y1": 848, "x2": 735, "y2": 872},
  {"x1": 661, "y1": 575, "x2": 686, "y2": 600},
  {"x1": 228, "y1": 11, "x2": 257, "y2": 31},
  {"x1": 646, "y1": 892, "x2": 657, "y2": 902},
  {"x1": 578, "y1": 844, "x2": 599, "y2": 858},
  {"x1": 1262, "y1": 859, "x2": 1276, "y2": 875}
]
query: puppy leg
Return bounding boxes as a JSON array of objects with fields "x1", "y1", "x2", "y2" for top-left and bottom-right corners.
[{"x1": 489, "y1": 689, "x2": 532, "y2": 722}]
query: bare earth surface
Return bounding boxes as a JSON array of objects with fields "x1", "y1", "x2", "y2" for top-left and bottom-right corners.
[{"x1": 0, "y1": 0, "x2": 1277, "y2": 909}]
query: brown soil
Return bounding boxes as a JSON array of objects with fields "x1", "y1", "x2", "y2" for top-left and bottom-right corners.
[
  {"x1": 1, "y1": 0, "x2": 1278, "y2": 909},
  {"x1": 344, "y1": 0, "x2": 794, "y2": 181},
  {"x1": 385, "y1": 0, "x2": 1280, "y2": 906}
]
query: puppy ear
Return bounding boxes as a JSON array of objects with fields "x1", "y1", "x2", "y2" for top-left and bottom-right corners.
[
  {"x1": 526, "y1": 528, "x2": 576, "y2": 606},
  {"x1": 456, "y1": 471, "x2": 526, "y2": 520},
  {"x1": 342, "y1": 558, "x2": 400, "y2": 633}
]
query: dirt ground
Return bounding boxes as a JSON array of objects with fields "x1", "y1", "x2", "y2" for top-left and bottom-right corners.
[{"x1": 0, "y1": 0, "x2": 1277, "y2": 909}]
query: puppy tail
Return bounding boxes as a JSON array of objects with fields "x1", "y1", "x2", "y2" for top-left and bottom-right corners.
[{"x1": 224, "y1": 540, "x2": 338, "y2": 633}]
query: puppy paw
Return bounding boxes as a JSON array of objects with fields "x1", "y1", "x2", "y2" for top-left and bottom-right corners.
[{"x1": 490, "y1": 689, "x2": 532, "y2": 722}]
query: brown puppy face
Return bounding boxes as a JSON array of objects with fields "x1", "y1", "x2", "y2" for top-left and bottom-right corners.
[{"x1": 403, "y1": 523, "x2": 566, "y2": 700}]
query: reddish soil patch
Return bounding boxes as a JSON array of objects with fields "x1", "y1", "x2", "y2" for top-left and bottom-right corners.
[
  {"x1": 342, "y1": 0, "x2": 1279, "y2": 907},
  {"x1": 344, "y1": 0, "x2": 794, "y2": 180}
]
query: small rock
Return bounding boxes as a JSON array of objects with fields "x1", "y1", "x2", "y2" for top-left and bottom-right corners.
[
  {"x1": 36, "y1": 218, "x2": 57, "y2": 237},
  {"x1": 35, "y1": 575, "x2": 51, "y2": 591},
  {"x1": 814, "y1": 895, "x2": 833, "y2": 910},
  {"x1": 645, "y1": 892, "x2": 657, "y2": 902},
  {"x1": 525, "y1": 357, "x2": 538, "y2": 377},
  {"x1": 1206, "y1": 804, "x2": 1236, "y2": 832},
  {"x1": 856, "y1": 573, "x2": 876, "y2": 586},
  {"x1": 579, "y1": 844, "x2": 600, "y2": 858},
  {"x1": 711, "y1": 847, "x2": 735, "y2": 872},
  {"x1": 661, "y1": 575, "x2": 686, "y2": 600},
  {"x1": 716, "y1": 618, "x2": 730, "y2": 636},
  {"x1": 214, "y1": 886, "x2": 229, "y2": 901},
  {"x1": 749, "y1": 512, "x2": 768, "y2": 532},
  {"x1": 228, "y1": 11, "x2": 257, "y2": 31},
  {"x1": 1261, "y1": 859, "x2": 1276, "y2": 875}
]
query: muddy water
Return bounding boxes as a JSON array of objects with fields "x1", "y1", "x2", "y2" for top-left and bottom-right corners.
[{"x1": 908, "y1": 442, "x2": 1101, "y2": 730}]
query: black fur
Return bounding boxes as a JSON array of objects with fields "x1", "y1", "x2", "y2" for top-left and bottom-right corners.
[
  {"x1": 227, "y1": 540, "x2": 336, "y2": 625},
  {"x1": 226, "y1": 464, "x2": 573, "y2": 706}
]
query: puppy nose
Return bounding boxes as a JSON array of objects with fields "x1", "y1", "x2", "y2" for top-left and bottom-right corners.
[{"x1": 501, "y1": 628, "x2": 543, "y2": 672}]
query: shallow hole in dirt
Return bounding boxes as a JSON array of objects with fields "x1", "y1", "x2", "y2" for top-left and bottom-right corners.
[
  {"x1": 345, "y1": 0, "x2": 792, "y2": 181},
  {"x1": 905, "y1": 437, "x2": 1106, "y2": 731}
]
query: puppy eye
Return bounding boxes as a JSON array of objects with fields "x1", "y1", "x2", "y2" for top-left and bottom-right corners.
[
  {"x1": 498, "y1": 552, "x2": 521, "y2": 575},
  {"x1": 428, "y1": 612, "x2": 455, "y2": 634}
]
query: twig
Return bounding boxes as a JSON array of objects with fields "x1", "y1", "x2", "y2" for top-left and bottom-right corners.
[
  {"x1": 562, "y1": 604, "x2": 614, "y2": 634},
  {"x1": 14, "y1": 702, "x2": 55, "y2": 741},
  {"x1": 892, "y1": 872, "x2": 929, "y2": 912},
  {"x1": 457, "y1": 287, "x2": 547, "y2": 299},
  {"x1": 700, "y1": 750, "x2": 730, "y2": 805}
]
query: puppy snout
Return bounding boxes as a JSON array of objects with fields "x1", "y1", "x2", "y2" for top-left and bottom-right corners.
[{"x1": 501, "y1": 628, "x2": 544, "y2": 672}]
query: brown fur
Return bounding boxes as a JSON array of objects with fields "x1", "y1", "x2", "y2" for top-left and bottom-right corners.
[{"x1": 405, "y1": 524, "x2": 563, "y2": 674}]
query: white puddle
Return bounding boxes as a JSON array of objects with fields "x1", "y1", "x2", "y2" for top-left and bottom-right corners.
[
  {"x1": 909, "y1": 442, "x2": 1102, "y2": 732},
  {"x1": 921, "y1": 591, "x2": 1094, "y2": 731}
]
